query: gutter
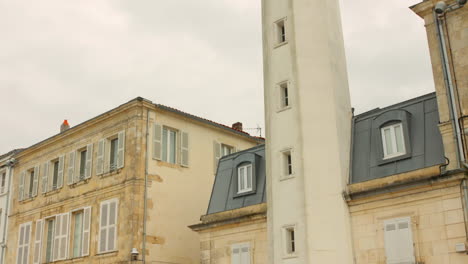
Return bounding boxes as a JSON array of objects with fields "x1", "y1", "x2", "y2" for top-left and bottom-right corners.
[
  {"x1": 433, "y1": 2, "x2": 468, "y2": 168},
  {"x1": 142, "y1": 109, "x2": 150, "y2": 263}
]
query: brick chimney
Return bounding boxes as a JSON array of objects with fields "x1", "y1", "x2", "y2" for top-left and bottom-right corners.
[
  {"x1": 60, "y1": 120, "x2": 70, "y2": 133},
  {"x1": 232, "y1": 122, "x2": 243, "y2": 131}
]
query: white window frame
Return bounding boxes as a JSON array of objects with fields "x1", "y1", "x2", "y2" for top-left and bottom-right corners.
[
  {"x1": 280, "y1": 149, "x2": 294, "y2": 180},
  {"x1": 383, "y1": 217, "x2": 415, "y2": 264},
  {"x1": 278, "y1": 81, "x2": 290, "y2": 110},
  {"x1": 221, "y1": 144, "x2": 233, "y2": 157},
  {"x1": 381, "y1": 123, "x2": 406, "y2": 159},
  {"x1": 98, "y1": 198, "x2": 118, "y2": 254},
  {"x1": 282, "y1": 224, "x2": 297, "y2": 258},
  {"x1": 162, "y1": 127, "x2": 178, "y2": 164},
  {"x1": 274, "y1": 18, "x2": 287, "y2": 46},
  {"x1": 237, "y1": 164, "x2": 253, "y2": 194},
  {"x1": 231, "y1": 242, "x2": 251, "y2": 264},
  {"x1": 70, "y1": 207, "x2": 87, "y2": 258}
]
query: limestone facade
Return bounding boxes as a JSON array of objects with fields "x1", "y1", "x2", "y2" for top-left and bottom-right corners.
[{"x1": 8, "y1": 98, "x2": 262, "y2": 264}]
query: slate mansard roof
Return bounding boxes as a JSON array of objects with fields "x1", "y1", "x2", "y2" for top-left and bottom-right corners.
[
  {"x1": 350, "y1": 92, "x2": 445, "y2": 183},
  {"x1": 206, "y1": 144, "x2": 266, "y2": 215},
  {"x1": 205, "y1": 92, "x2": 446, "y2": 214}
]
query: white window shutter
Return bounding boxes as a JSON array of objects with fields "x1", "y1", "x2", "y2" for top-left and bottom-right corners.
[
  {"x1": 99, "y1": 202, "x2": 108, "y2": 253},
  {"x1": 67, "y1": 152, "x2": 75, "y2": 185},
  {"x1": 18, "y1": 171, "x2": 25, "y2": 201},
  {"x1": 53, "y1": 215, "x2": 61, "y2": 261},
  {"x1": 153, "y1": 124, "x2": 162, "y2": 160},
  {"x1": 241, "y1": 245, "x2": 251, "y2": 264},
  {"x1": 180, "y1": 131, "x2": 189, "y2": 167},
  {"x1": 57, "y1": 155, "x2": 65, "y2": 188},
  {"x1": 33, "y1": 220, "x2": 43, "y2": 264},
  {"x1": 32, "y1": 166, "x2": 39, "y2": 197},
  {"x1": 82, "y1": 207, "x2": 92, "y2": 256},
  {"x1": 117, "y1": 131, "x2": 125, "y2": 169},
  {"x1": 16, "y1": 225, "x2": 25, "y2": 264},
  {"x1": 60, "y1": 213, "x2": 69, "y2": 260},
  {"x1": 85, "y1": 144, "x2": 93, "y2": 179},
  {"x1": 384, "y1": 218, "x2": 415, "y2": 264},
  {"x1": 213, "y1": 141, "x2": 221, "y2": 173},
  {"x1": 232, "y1": 246, "x2": 240, "y2": 264},
  {"x1": 42, "y1": 163, "x2": 48, "y2": 194},
  {"x1": 24, "y1": 171, "x2": 31, "y2": 199},
  {"x1": 107, "y1": 200, "x2": 118, "y2": 251},
  {"x1": 96, "y1": 139, "x2": 105, "y2": 175},
  {"x1": 23, "y1": 223, "x2": 31, "y2": 264}
]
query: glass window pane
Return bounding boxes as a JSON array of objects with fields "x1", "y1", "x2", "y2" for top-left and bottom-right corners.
[
  {"x1": 384, "y1": 128, "x2": 393, "y2": 155},
  {"x1": 162, "y1": 128, "x2": 168, "y2": 162},
  {"x1": 247, "y1": 166, "x2": 252, "y2": 189},
  {"x1": 169, "y1": 130, "x2": 176, "y2": 164},
  {"x1": 395, "y1": 125, "x2": 405, "y2": 153},
  {"x1": 73, "y1": 212, "x2": 83, "y2": 258}
]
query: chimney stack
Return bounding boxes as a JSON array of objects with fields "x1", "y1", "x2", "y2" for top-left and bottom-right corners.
[
  {"x1": 232, "y1": 122, "x2": 243, "y2": 131},
  {"x1": 60, "y1": 120, "x2": 70, "y2": 133}
]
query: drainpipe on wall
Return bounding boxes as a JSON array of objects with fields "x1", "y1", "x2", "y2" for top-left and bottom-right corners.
[
  {"x1": 1, "y1": 158, "x2": 16, "y2": 264},
  {"x1": 433, "y1": 1, "x2": 467, "y2": 169},
  {"x1": 142, "y1": 109, "x2": 150, "y2": 263}
]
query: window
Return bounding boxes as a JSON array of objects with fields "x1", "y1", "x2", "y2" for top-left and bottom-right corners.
[
  {"x1": 33, "y1": 219, "x2": 43, "y2": 264},
  {"x1": 70, "y1": 207, "x2": 91, "y2": 258},
  {"x1": 110, "y1": 138, "x2": 118, "y2": 171},
  {"x1": 153, "y1": 124, "x2": 189, "y2": 167},
  {"x1": 384, "y1": 217, "x2": 415, "y2": 264},
  {"x1": 221, "y1": 144, "x2": 233, "y2": 156},
  {"x1": 99, "y1": 199, "x2": 118, "y2": 253},
  {"x1": 282, "y1": 150, "x2": 293, "y2": 177},
  {"x1": 42, "y1": 156, "x2": 64, "y2": 194},
  {"x1": 16, "y1": 222, "x2": 32, "y2": 264},
  {"x1": 381, "y1": 123, "x2": 406, "y2": 159},
  {"x1": 52, "y1": 160, "x2": 59, "y2": 189},
  {"x1": 282, "y1": 225, "x2": 297, "y2": 257},
  {"x1": 279, "y1": 82, "x2": 289, "y2": 108},
  {"x1": 79, "y1": 149, "x2": 87, "y2": 179},
  {"x1": 53, "y1": 214, "x2": 69, "y2": 261},
  {"x1": 19, "y1": 166, "x2": 39, "y2": 201},
  {"x1": 0, "y1": 171, "x2": 6, "y2": 194},
  {"x1": 237, "y1": 164, "x2": 253, "y2": 194},
  {"x1": 162, "y1": 127, "x2": 177, "y2": 164},
  {"x1": 275, "y1": 18, "x2": 287, "y2": 45},
  {"x1": 231, "y1": 243, "x2": 250, "y2": 264},
  {"x1": 45, "y1": 219, "x2": 55, "y2": 263}
]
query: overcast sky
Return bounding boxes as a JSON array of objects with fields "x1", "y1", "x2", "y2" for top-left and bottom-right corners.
[{"x1": 0, "y1": 0, "x2": 434, "y2": 154}]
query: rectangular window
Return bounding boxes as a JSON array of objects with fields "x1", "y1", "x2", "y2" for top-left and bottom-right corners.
[
  {"x1": 99, "y1": 199, "x2": 118, "y2": 253},
  {"x1": 28, "y1": 170, "x2": 34, "y2": 197},
  {"x1": 221, "y1": 144, "x2": 234, "y2": 157},
  {"x1": 45, "y1": 219, "x2": 55, "y2": 263},
  {"x1": 79, "y1": 149, "x2": 87, "y2": 179},
  {"x1": 162, "y1": 127, "x2": 177, "y2": 164},
  {"x1": 72, "y1": 211, "x2": 83, "y2": 258},
  {"x1": 1, "y1": 172, "x2": 6, "y2": 193},
  {"x1": 16, "y1": 222, "x2": 32, "y2": 264},
  {"x1": 381, "y1": 123, "x2": 406, "y2": 159},
  {"x1": 282, "y1": 151, "x2": 293, "y2": 176},
  {"x1": 384, "y1": 217, "x2": 415, "y2": 264},
  {"x1": 238, "y1": 164, "x2": 253, "y2": 194},
  {"x1": 52, "y1": 161, "x2": 59, "y2": 189},
  {"x1": 280, "y1": 82, "x2": 289, "y2": 108},
  {"x1": 275, "y1": 18, "x2": 287, "y2": 45},
  {"x1": 231, "y1": 243, "x2": 251, "y2": 264},
  {"x1": 282, "y1": 225, "x2": 297, "y2": 257},
  {"x1": 109, "y1": 138, "x2": 118, "y2": 171}
]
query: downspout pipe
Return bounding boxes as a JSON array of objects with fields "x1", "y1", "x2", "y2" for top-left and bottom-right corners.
[
  {"x1": 433, "y1": 2, "x2": 468, "y2": 168},
  {"x1": 1, "y1": 158, "x2": 16, "y2": 264},
  {"x1": 143, "y1": 109, "x2": 150, "y2": 263}
]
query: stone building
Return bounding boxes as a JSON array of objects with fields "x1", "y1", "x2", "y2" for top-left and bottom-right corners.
[
  {"x1": 8, "y1": 97, "x2": 263, "y2": 264},
  {"x1": 0, "y1": 149, "x2": 22, "y2": 264},
  {"x1": 190, "y1": 0, "x2": 468, "y2": 263}
]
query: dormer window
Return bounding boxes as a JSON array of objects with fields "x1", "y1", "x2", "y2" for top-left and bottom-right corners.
[
  {"x1": 237, "y1": 163, "x2": 253, "y2": 194},
  {"x1": 381, "y1": 123, "x2": 406, "y2": 159}
]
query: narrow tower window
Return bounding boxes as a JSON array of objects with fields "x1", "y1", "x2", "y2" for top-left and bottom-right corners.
[
  {"x1": 282, "y1": 151, "x2": 293, "y2": 176},
  {"x1": 275, "y1": 19, "x2": 287, "y2": 45},
  {"x1": 283, "y1": 225, "x2": 297, "y2": 256},
  {"x1": 279, "y1": 82, "x2": 290, "y2": 108}
]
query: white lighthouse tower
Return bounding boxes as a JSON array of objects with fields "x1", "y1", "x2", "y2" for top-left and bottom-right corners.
[{"x1": 262, "y1": 0, "x2": 354, "y2": 263}]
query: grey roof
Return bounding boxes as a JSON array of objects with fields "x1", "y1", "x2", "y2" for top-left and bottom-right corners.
[
  {"x1": 350, "y1": 92, "x2": 446, "y2": 183},
  {"x1": 206, "y1": 144, "x2": 266, "y2": 215},
  {"x1": 0, "y1": 149, "x2": 24, "y2": 161}
]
